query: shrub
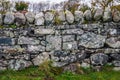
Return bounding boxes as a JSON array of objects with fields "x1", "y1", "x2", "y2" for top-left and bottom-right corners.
[{"x1": 15, "y1": 1, "x2": 28, "y2": 11}]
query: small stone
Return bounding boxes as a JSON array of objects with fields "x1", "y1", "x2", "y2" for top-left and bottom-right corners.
[
  {"x1": 81, "y1": 62, "x2": 90, "y2": 69},
  {"x1": 113, "y1": 10, "x2": 120, "y2": 22},
  {"x1": 34, "y1": 28, "x2": 55, "y2": 35},
  {"x1": 25, "y1": 12, "x2": 35, "y2": 23},
  {"x1": 32, "y1": 52, "x2": 50, "y2": 66},
  {"x1": 84, "y1": 10, "x2": 92, "y2": 21},
  {"x1": 113, "y1": 61, "x2": 120, "y2": 67},
  {"x1": 74, "y1": 11, "x2": 84, "y2": 22},
  {"x1": 0, "y1": 14, "x2": 2, "y2": 25},
  {"x1": 90, "y1": 53, "x2": 108, "y2": 66},
  {"x1": 110, "y1": 53, "x2": 120, "y2": 61},
  {"x1": 46, "y1": 36, "x2": 61, "y2": 51},
  {"x1": 35, "y1": 12, "x2": 44, "y2": 25},
  {"x1": 106, "y1": 37, "x2": 120, "y2": 48},
  {"x1": 113, "y1": 67, "x2": 120, "y2": 71},
  {"x1": 18, "y1": 36, "x2": 39, "y2": 45},
  {"x1": 62, "y1": 41, "x2": 77, "y2": 50},
  {"x1": 94, "y1": 9, "x2": 103, "y2": 21},
  {"x1": 0, "y1": 38, "x2": 14, "y2": 45},
  {"x1": 62, "y1": 35, "x2": 75, "y2": 42},
  {"x1": 27, "y1": 45, "x2": 45, "y2": 52},
  {"x1": 62, "y1": 29, "x2": 84, "y2": 35},
  {"x1": 45, "y1": 12, "x2": 54, "y2": 23},
  {"x1": 103, "y1": 7, "x2": 112, "y2": 22},
  {"x1": 4, "y1": 12, "x2": 15, "y2": 24},
  {"x1": 57, "y1": 10, "x2": 65, "y2": 22},
  {"x1": 66, "y1": 10, "x2": 74, "y2": 24}
]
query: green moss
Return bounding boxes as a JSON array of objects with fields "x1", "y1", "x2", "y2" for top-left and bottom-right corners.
[{"x1": 10, "y1": 24, "x2": 17, "y2": 28}]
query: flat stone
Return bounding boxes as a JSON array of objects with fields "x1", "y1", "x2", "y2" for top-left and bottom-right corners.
[
  {"x1": 78, "y1": 32, "x2": 106, "y2": 48},
  {"x1": 62, "y1": 41, "x2": 78, "y2": 50},
  {"x1": 27, "y1": 45, "x2": 45, "y2": 52},
  {"x1": 34, "y1": 28, "x2": 55, "y2": 35},
  {"x1": 62, "y1": 29, "x2": 84, "y2": 35},
  {"x1": 62, "y1": 35, "x2": 75, "y2": 42},
  {"x1": 4, "y1": 12, "x2": 15, "y2": 24},
  {"x1": 113, "y1": 61, "x2": 120, "y2": 67},
  {"x1": 18, "y1": 37, "x2": 39, "y2": 45},
  {"x1": 0, "y1": 38, "x2": 14, "y2": 45},
  {"x1": 110, "y1": 53, "x2": 120, "y2": 61},
  {"x1": 46, "y1": 36, "x2": 61, "y2": 51}
]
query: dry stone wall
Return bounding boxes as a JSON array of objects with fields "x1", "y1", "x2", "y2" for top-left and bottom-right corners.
[{"x1": 0, "y1": 8, "x2": 120, "y2": 70}]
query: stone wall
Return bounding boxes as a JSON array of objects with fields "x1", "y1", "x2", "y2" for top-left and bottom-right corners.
[{"x1": 0, "y1": 8, "x2": 120, "y2": 70}]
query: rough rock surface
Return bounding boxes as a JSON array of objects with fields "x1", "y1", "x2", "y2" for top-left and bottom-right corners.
[
  {"x1": 84, "y1": 10, "x2": 92, "y2": 21},
  {"x1": 4, "y1": 12, "x2": 15, "y2": 24},
  {"x1": 35, "y1": 12, "x2": 44, "y2": 25},
  {"x1": 25, "y1": 12, "x2": 35, "y2": 23},
  {"x1": 66, "y1": 10, "x2": 74, "y2": 24}
]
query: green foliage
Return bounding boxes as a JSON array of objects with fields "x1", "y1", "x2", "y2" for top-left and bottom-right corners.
[
  {"x1": 15, "y1": 1, "x2": 28, "y2": 11},
  {"x1": 10, "y1": 24, "x2": 17, "y2": 28}
]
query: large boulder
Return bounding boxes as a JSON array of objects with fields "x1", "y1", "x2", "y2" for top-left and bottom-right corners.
[
  {"x1": 94, "y1": 9, "x2": 103, "y2": 21},
  {"x1": 66, "y1": 10, "x2": 74, "y2": 24},
  {"x1": 78, "y1": 32, "x2": 106, "y2": 48},
  {"x1": 15, "y1": 12, "x2": 26, "y2": 26},
  {"x1": 35, "y1": 12, "x2": 44, "y2": 25},
  {"x1": 84, "y1": 10, "x2": 92, "y2": 21},
  {"x1": 4, "y1": 12, "x2": 15, "y2": 24},
  {"x1": 90, "y1": 53, "x2": 108, "y2": 66},
  {"x1": 74, "y1": 11, "x2": 84, "y2": 22},
  {"x1": 103, "y1": 7, "x2": 112, "y2": 22},
  {"x1": 106, "y1": 37, "x2": 120, "y2": 48},
  {"x1": 113, "y1": 10, "x2": 120, "y2": 22},
  {"x1": 25, "y1": 12, "x2": 35, "y2": 23}
]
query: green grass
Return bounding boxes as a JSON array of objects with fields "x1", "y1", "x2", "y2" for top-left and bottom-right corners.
[{"x1": 0, "y1": 66, "x2": 120, "y2": 80}]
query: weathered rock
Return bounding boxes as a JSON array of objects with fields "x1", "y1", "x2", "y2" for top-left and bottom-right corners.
[
  {"x1": 45, "y1": 12, "x2": 54, "y2": 23},
  {"x1": 74, "y1": 11, "x2": 84, "y2": 22},
  {"x1": 103, "y1": 7, "x2": 112, "y2": 22},
  {"x1": 46, "y1": 36, "x2": 61, "y2": 51},
  {"x1": 4, "y1": 12, "x2": 15, "y2": 24},
  {"x1": 78, "y1": 32, "x2": 106, "y2": 48},
  {"x1": 81, "y1": 62, "x2": 90, "y2": 69},
  {"x1": 113, "y1": 67, "x2": 120, "y2": 71},
  {"x1": 76, "y1": 51, "x2": 86, "y2": 61},
  {"x1": 35, "y1": 12, "x2": 44, "y2": 25},
  {"x1": 0, "y1": 37, "x2": 14, "y2": 45},
  {"x1": 110, "y1": 53, "x2": 120, "y2": 61},
  {"x1": 94, "y1": 9, "x2": 103, "y2": 21},
  {"x1": 0, "y1": 14, "x2": 2, "y2": 25},
  {"x1": 113, "y1": 61, "x2": 120, "y2": 67},
  {"x1": 15, "y1": 12, "x2": 26, "y2": 26},
  {"x1": 25, "y1": 12, "x2": 35, "y2": 23},
  {"x1": 62, "y1": 35, "x2": 75, "y2": 42},
  {"x1": 106, "y1": 37, "x2": 120, "y2": 48},
  {"x1": 18, "y1": 37, "x2": 39, "y2": 45},
  {"x1": 84, "y1": 10, "x2": 92, "y2": 21},
  {"x1": 62, "y1": 29, "x2": 84, "y2": 35},
  {"x1": 52, "y1": 50, "x2": 69, "y2": 57},
  {"x1": 90, "y1": 53, "x2": 108, "y2": 66},
  {"x1": 34, "y1": 28, "x2": 55, "y2": 35},
  {"x1": 66, "y1": 10, "x2": 74, "y2": 24},
  {"x1": 27, "y1": 45, "x2": 45, "y2": 52},
  {"x1": 63, "y1": 41, "x2": 77, "y2": 50},
  {"x1": 108, "y1": 29, "x2": 117, "y2": 36},
  {"x1": 32, "y1": 52, "x2": 50, "y2": 66},
  {"x1": 57, "y1": 10, "x2": 65, "y2": 22},
  {"x1": 8, "y1": 59, "x2": 32, "y2": 70},
  {"x1": 113, "y1": 10, "x2": 120, "y2": 22}
]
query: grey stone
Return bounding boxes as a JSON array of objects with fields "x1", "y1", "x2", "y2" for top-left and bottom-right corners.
[
  {"x1": 15, "y1": 12, "x2": 26, "y2": 26},
  {"x1": 106, "y1": 37, "x2": 120, "y2": 48},
  {"x1": 0, "y1": 67, "x2": 6, "y2": 71},
  {"x1": 63, "y1": 41, "x2": 77, "y2": 50},
  {"x1": 103, "y1": 7, "x2": 112, "y2": 22},
  {"x1": 113, "y1": 10, "x2": 120, "y2": 22},
  {"x1": 18, "y1": 36, "x2": 39, "y2": 45},
  {"x1": 35, "y1": 12, "x2": 44, "y2": 25},
  {"x1": 25, "y1": 12, "x2": 35, "y2": 23},
  {"x1": 90, "y1": 53, "x2": 108, "y2": 66},
  {"x1": 0, "y1": 14, "x2": 2, "y2": 25},
  {"x1": 74, "y1": 11, "x2": 84, "y2": 22},
  {"x1": 110, "y1": 53, "x2": 120, "y2": 61},
  {"x1": 84, "y1": 10, "x2": 92, "y2": 21},
  {"x1": 0, "y1": 38, "x2": 14, "y2": 45},
  {"x1": 46, "y1": 36, "x2": 61, "y2": 51},
  {"x1": 62, "y1": 35, "x2": 75, "y2": 42},
  {"x1": 52, "y1": 50, "x2": 69, "y2": 57},
  {"x1": 34, "y1": 28, "x2": 55, "y2": 35},
  {"x1": 66, "y1": 10, "x2": 74, "y2": 24},
  {"x1": 78, "y1": 32, "x2": 106, "y2": 48},
  {"x1": 32, "y1": 52, "x2": 50, "y2": 66},
  {"x1": 113, "y1": 67, "x2": 120, "y2": 71},
  {"x1": 108, "y1": 29, "x2": 117, "y2": 36},
  {"x1": 62, "y1": 29, "x2": 84, "y2": 35},
  {"x1": 113, "y1": 61, "x2": 120, "y2": 67},
  {"x1": 4, "y1": 12, "x2": 15, "y2": 24},
  {"x1": 45, "y1": 12, "x2": 54, "y2": 22},
  {"x1": 76, "y1": 51, "x2": 86, "y2": 61},
  {"x1": 28, "y1": 45, "x2": 45, "y2": 52},
  {"x1": 57, "y1": 10, "x2": 65, "y2": 22},
  {"x1": 8, "y1": 59, "x2": 32, "y2": 70},
  {"x1": 94, "y1": 9, "x2": 103, "y2": 21},
  {"x1": 81, "y1": 62, "x2": 90, "y2": 69}
]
